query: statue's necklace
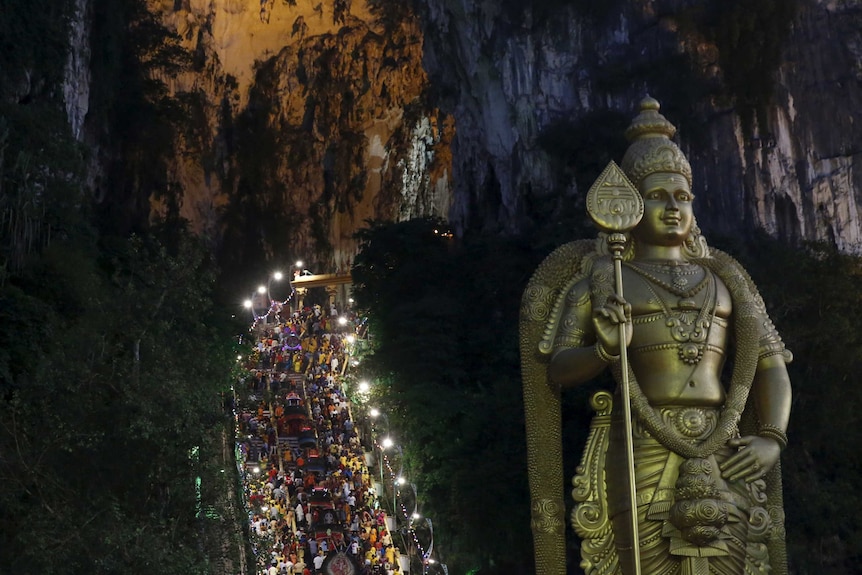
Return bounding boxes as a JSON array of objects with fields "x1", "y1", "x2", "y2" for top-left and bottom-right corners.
[{"x1": 626, "y1": 260, "x2": 709, "y2": 298}]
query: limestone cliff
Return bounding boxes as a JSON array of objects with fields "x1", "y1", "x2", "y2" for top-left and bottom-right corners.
[
  {"x1": 122, "y1": 0, "x2": 452, "y2": 271},
  {"x1": 53, "y1": 0, "x2": 862, "y2": 265},
  {"x1": 418, "y1": 0, "x2": 862, "y2": 252}
]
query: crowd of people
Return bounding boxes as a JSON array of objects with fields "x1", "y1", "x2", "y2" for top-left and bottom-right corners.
[{"x1": 233, "y1": 302, "x2": 405, "y2": 575}]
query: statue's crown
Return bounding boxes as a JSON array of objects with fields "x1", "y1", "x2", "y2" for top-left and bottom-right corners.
[{"x1": 620, "y1": 96, "x2": 692, "y2": 188}]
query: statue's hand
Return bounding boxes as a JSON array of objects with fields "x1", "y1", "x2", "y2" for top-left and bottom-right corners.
[
  {"x1": 719, "y1": 435, "x2": 781, "y2": 483},
  {"x1": 592, "y1": 294, "x2": 633, "y2": 355}
]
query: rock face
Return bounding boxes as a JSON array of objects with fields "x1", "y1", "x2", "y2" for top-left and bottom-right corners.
[
  {"x1": 53, "y1": 0, "x2": 862, "y2": 260},
  {"x1": 136, "y1": 0, "x2": 452, "y2": 271},
  {"x1": 63, "y1": 0, "x2": 92, "y2": 142},
  {"x1": 418, "y1": 0, "x2": 862, "y2": 252}
]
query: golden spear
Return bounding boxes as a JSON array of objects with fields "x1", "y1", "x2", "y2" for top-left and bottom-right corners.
[{"x1": 586, "y1": 160, "x2": 644, "y2": 575}]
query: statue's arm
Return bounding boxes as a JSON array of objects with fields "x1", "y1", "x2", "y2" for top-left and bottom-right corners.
[
  {"x1": 753, "y1": 353, "x2": 792, "y2": 437},
  {"x1": 550, "y1": 347, "x2": 607, "y2": 387},
  {"x1": 548, "y1": 278, "x2": 609, "y2": 387},
  {"x1": 721, "y1": 349, "x2": 792, "y2": 483}
]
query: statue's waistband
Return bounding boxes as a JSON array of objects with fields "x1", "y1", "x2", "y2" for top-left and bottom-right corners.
[{"x1": 633, "y1": 405, "x2": 720, "y2": 441}]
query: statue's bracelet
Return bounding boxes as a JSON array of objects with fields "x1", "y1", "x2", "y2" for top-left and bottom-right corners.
[
  {"x1": 758, "y1": 424, "x2": 788, "y2": 451},
  {"x1": 594, "y1": 341, "x2": 620, "y2": 363}
]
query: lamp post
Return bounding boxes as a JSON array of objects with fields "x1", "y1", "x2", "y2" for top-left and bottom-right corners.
[
  {"x1": 290, "y1": 261, "x2": 306, "y2": 312},
  {"x1": 369, "y1": 408, "x2": 390, "y2": 445},
  {"x1": 245, "y1": 270, "x2": 286, "y2": 323},
  {"x1": 265, "y1": 271, "x2": 286, "y2": 322},
  {"x1": 294, "y1": 260, "x2": 313, "y2": 278},
  {"x1": 394, "y1": 475, "x2": 406, "y2": 521},
  {"x1": 380, "y1": 436, "x2": 394, "y2": 486},
  {"x1": 379, "y1": 437, "x2": 404, "y2": 524},
  {"x1": 387, "y1": 444, "x2": 403, "y2": 528}
]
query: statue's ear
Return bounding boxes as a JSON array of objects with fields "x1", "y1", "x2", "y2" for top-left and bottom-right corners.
[{"x1": 683, "y1": 216, "x2": 710, "y2": 259}]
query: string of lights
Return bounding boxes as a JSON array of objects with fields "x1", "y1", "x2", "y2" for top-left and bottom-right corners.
[{"x1": 374, "y1": 439, "x2": 433, "y2": 564}]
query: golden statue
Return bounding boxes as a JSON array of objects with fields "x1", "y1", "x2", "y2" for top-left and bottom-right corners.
[{"x1": 520, "y1": 97, "x2": 792, "y2": 575}]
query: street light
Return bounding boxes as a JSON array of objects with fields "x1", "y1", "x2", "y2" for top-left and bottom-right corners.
[
  {"x1": 246, "y1": 270, "x2": 290, "y2": 324},
  {"x1": 392, "y1": 475, "x2": 412, "y2": 543},
  {"x1": 358, "y1": 381, "x2": 370, "y2": 394},
  {"x1": 377, "y1": 437, "x2": 394, "y2": 505},
  {"x1": 381, "y1": 442, "x2": 404, "y2": 521}
]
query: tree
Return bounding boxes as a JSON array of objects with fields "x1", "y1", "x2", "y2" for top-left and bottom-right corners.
[
  {"x1": 0, "y1": 227, "x2": 237, "y2": 574},
  {"x1": 352, "y1": 218, "x2": 544, "y2": 573}
]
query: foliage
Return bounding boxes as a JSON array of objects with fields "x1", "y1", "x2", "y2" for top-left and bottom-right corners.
[
  {"x1": 367, "y1": 0, "x2": 415, "y2": 33},
  {"x1": 593, "y1": 50, "x2": 715, "y2": 148},
  {"x1": 0, "y1": 104, "x2": 87, "y2": 277},
  {"x1": 0, "y1": 227, "x2": 237, "y2": 574},
  {"x1": 576, "y1": 1, "x2": 799, "y2": 142},
  {"x1": 217, "y1": 54, "x2": 319, "y2": 286},
  {"x1": 352, "y1": 218, "x2": 550, "y2": 573}
]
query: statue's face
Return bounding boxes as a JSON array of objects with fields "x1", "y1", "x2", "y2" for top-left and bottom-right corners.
[{"x1": 633, "y1": 171, "x2": 694, "y2": 246}]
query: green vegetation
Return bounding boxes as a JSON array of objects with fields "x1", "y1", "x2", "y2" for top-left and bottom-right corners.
[
  {"x1": 593, "y1": 51, "x2": 715, "y2": 147},
  {"x1": 0, "y1": 109, "x2": 241, "y2": 572},
  {"x1": 352, "y1": 218, "x2": 539, "y2": 574},
  {"x1": 0, "y1": 226, "x2": 240, "y2": 574},
  {"x1": 712, "y1": 0, "x2": 799, "y2": 136},
  {"x1": 0, "y1": 0, "x2": 848, "y2": 572},
  {"x1": 724, "y1": 235, "x2": 862, "y2": 574},
  {"x1": 218, "y1": 54, "x2": 308, "y2": 289}
]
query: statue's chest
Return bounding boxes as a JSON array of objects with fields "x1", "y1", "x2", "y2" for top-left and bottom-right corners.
[
  {"x1": 620, "y1": 264, "x2": 732, "y2": 366},
  {"x1": 621, "y1": 263, "x2": 732, "y2": 320}
]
